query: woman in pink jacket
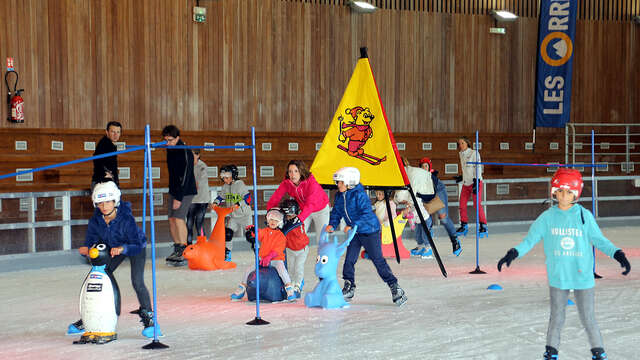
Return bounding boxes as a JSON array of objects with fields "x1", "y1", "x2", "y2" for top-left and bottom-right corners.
[{"x1": 267, "y1": 160, "x2": 330, "y2": 244}]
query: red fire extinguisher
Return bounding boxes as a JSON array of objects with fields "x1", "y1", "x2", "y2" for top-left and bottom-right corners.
[{"x1": 5, "y1": 70, "x2": 24, "y2": 123}]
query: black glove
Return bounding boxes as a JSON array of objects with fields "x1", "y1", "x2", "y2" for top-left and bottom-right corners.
[
  {"x1": 454, "y1": 175, "x2": 463, "y2": 183},
  {"x1": 497, "y1": 248, "x2": 519, "y2": 272},
  {"x1": 244, "y1": 225, "x2": 256, "y2": 245},
  {"x1": 472, "y1": 178, "x2": 478, "y2": 194},
  {"x1": 614, "y1": 250, "x2": 631, "y2": 275}
]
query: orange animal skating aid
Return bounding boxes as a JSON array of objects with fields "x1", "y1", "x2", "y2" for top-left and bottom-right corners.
[{"x1": 182, "y1": 206, "x2": 237, "y2": 270}]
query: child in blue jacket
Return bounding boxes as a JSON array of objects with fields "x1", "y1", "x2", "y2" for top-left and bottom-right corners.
[
  {"x1": 68, "y1": 181, "x2": 160, "y2": 338},
  {"x1": 497, "y1": 168, "x2": 630, "y2": 360},
  {"x1": 325, "y1": 167, "x2": 407, "y2": 306}
]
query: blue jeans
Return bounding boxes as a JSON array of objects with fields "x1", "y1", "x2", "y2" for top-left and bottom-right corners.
[
  {"x1": 415, "y1": 220, "x2": 432, "y2": 246},
  {"x1": 343, "y1": 232, "x2": 397, "y2": 286},
  {"x1": 435, "y1": 187, "x2": 457, "y2": 240}
]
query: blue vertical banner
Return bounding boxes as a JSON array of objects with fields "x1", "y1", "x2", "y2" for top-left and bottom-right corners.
[{"x1": 534, "y1": 0, "x2": 577, "y2": 128}]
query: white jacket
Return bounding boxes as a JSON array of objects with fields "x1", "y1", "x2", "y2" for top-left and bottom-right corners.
[
  {"x1": 405, "y1": 165, "x2": 434, "y2": 195},
  {"x1": 459, "y1": 148, "x2": 482, "y2": 186}
]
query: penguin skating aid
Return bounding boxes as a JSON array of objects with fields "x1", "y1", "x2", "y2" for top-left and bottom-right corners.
[{"x1": 73, "y1": 243, "x2": 121, "y2": 345}]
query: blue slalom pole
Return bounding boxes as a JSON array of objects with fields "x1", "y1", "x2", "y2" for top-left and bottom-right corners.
[
  {"x1": 470, "y1": 131, "x2": 486, "y2": 274},
  {"x1": 142, "y1": 144, "x2": 149, "y2": 235},
  {"x1": 247, "y1": 127, "x2": 269, "y2": 325},
  {"x1": 591, "y1": 130, "x2": 599, "y2": 277},
  {"x1": 142, "y1": 125, "x2": 169, "y2": 349}
]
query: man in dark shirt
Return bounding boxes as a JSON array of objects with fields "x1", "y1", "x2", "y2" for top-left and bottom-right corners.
[
  {"x1": 92, "y1": 121, "x2": 122, "y2": 189},
  {"x1": 162, "y1": 125, "x2": 197, "y2": 266}
]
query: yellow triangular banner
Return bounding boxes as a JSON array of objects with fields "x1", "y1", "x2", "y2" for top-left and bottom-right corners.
[{"x1": 311, "y1": 53, "x2": 409, "y2": 187}]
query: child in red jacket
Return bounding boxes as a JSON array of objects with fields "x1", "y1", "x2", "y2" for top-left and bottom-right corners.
[
  {"x1": 230, "y1": 208, "x2": 296, "y2": 301},
  {"x1": 280, "y1": 199, "x2": 310, "y2": 298}
]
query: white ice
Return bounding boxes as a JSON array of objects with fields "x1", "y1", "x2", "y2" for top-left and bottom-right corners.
[{"x1": 0, "y1": 226, "x2": 638, "y2": 360}]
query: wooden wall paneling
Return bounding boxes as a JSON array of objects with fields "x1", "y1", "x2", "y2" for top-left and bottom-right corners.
[{"x1": 0, "y1": 0, "x2": 639, "y2": 133}]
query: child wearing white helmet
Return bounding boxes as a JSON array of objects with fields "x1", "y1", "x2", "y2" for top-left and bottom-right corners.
[
  {"x1": 326, "y1": 167, "x2": 407, "y2": 306},
  {"x1": 68, "y1": 181, "x2": 161, "y2": 338},
  {"x1": 212, "y1": 164, "x2": 253, "y2": 261},
  {"x1": 497, "y1": 168, "x2": 630, "y2": 360},
  {"x1": 230, "y1": 208, "x2": 296, "y2": 302}
]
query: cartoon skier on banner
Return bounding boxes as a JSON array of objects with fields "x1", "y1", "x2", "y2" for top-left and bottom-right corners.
[{"x1": 337, "y1": 106, "x2": 386, "y2": 165}]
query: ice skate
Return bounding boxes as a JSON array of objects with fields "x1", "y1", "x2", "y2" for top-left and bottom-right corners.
[
  {"x1": 543, "y1": 346, "x2": 558, "y2": 360},
  {"x1": 455, "y1": 222, "x2": 468, "y2": 236},
  {"x1": 421, "y1": 248, "x2": 433, "y2": 259},
  {"x1": 451, "y1": 236, "x2": 462, "y2": 256},
  {"x1": 390, "y1": 282, "x2": 407, "y2": 306},
  {"x1": 342, "y1": 280, "x2": 355, "y2": 301},
  {"x1": 478, "y1": 223, "x2": 488, "y2": 238},
  {"x1": 140, "y1": 310, "x2": 163, "y2": 338},
  {"x1": 66, "y1": 319, "x2": 84, "y2": 335},
  {"x1": 410, "y1": 246, "x2": 427, "y2": 257},
  {"x1": 285, "y1": 285, "x2": 297, "y2": 302},
  {"x1": 230, "y1": 284, "x2": 246, "y2": 300},
  {"x1": 591, "y1": 347, "x2": 608, "y2": 360}
]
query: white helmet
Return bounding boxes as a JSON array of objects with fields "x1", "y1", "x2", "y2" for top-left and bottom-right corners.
[
  {"x1": 333, "y1": 167, "x2": 360, "y2": 188},
  {"x1": 92, "y1": 181, "x2": 121, "y2": 207},
  {"x1": 266, "y1": 208, "x2": 284, "y2": 228}
]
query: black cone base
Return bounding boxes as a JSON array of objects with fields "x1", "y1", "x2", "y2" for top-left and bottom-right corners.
[
  {"x1": 246, "y1": 317, "x2": 270, "y2": 326},
  {"x1": 142, "y1": 340, "x2": 170, "y2": 350},
  {"x1": 469, "y1": 266, "x2": 487, "y2": 274}
]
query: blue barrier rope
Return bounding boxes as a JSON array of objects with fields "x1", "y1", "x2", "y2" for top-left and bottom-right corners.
[
  {"x1": 0, "y1": 141, "x2": 166, "y2": 181},
  {"x1": 154, "y1": 145, "x2": 253, "y2": 150}
]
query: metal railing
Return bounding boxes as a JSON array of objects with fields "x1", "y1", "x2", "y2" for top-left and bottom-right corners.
[
  {"x1": 566, "y1": 123, "x2": 640, "y2": 174},
  {"x1": 2, "y1": 175, "x2": 639, "y2": 254},
  {"x1": 448, "y1": 175, "x2": 640, "y2": 226}
]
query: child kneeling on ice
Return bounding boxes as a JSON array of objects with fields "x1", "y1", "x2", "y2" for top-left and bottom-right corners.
[
  {"x1": 326, "y1": 167, "x2": 407, "y2": 306},
  {"x1": 230, "y1": 208, "x2": 296, "y2": 301},
  {"x1": 498, "y1": 168, "x2": 631, "y2": 360}
]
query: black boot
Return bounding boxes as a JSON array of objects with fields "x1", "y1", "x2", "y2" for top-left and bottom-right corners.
[
  {"x1": 591, "y1": 347, "x2": 608, "y2": 360},
  {"x1": 543, "y1": 346, "x2": 558, "y2": 359},
  {"x1": 451, "y1": 236, "x2": 462, "y2": 256},
  {"x1": 390, "y1": 282, "x2": 407, "y2": 306},
  {"x1": 342, "y1": 280, "x2": 355, "y2": 301}
]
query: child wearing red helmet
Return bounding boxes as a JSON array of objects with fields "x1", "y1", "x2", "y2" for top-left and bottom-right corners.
[{"x1": 497, "y1": 168, "x2": 631, "y2": 360}]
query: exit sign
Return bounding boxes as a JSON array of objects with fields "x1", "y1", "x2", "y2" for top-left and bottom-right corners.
[{"x1": 193, "y1": 7, "x2": 206, "y2": 23}]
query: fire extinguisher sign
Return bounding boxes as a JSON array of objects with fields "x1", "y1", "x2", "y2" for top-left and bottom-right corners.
[{"x1": 7, "y1": 57, "x2": 14, "y2": 71}]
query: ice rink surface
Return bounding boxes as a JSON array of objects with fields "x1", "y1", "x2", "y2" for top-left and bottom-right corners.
[{"x1": 0, "y1": 226, "x2": 638, "y2": 360}]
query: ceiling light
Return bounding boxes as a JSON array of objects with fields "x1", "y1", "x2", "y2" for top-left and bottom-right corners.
[
  {"x1": 348, "y1": 1, "x2": 377, "y2": 14},
  {"x1": 490, "y1": 10, "x2": 518, "y2": 22}
]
